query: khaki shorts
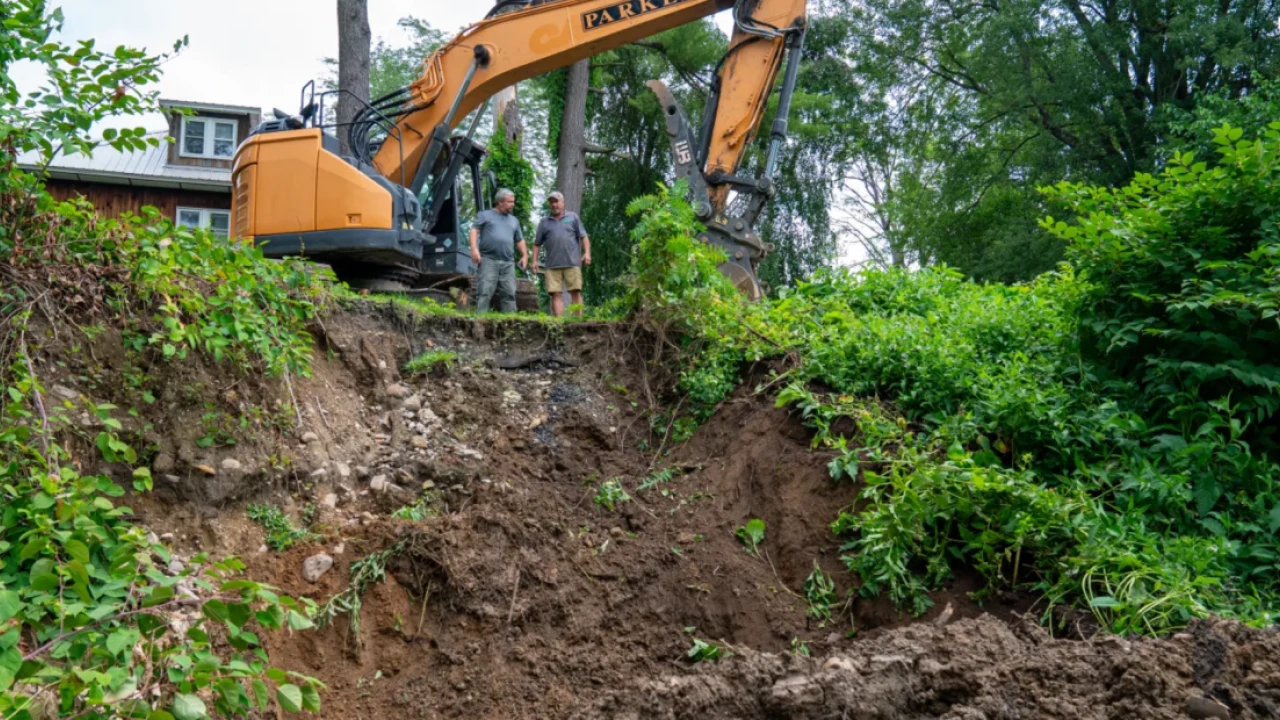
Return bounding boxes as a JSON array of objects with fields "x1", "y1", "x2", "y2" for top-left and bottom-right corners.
[{"x1": 544, "y1": 266, "x2": 583, "y2": 293}]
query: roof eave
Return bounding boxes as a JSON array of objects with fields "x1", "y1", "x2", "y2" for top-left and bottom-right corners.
[{"x1": 17, "y1": 164, "x2": 232, "y2": 193}]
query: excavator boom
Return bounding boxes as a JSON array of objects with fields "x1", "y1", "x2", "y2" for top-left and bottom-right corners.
[{"x1": 233, "y1": 0, "x2": 807, "y2": 298}]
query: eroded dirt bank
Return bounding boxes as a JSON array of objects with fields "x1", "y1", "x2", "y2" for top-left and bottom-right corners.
[{"x1": 43, "y1": 302, "x2": 1276, "y2": 719}]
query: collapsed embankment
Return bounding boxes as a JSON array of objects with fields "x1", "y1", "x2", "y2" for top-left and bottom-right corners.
[{"x1": 26, "y1": 301, "x2": 1279, "y2": 719}]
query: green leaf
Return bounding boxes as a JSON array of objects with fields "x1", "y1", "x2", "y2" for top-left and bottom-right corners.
[
  {"x1": 301, "y1": 684, "x2": 321, "y2": 712},
  {"x1": 19, "y1": 537, "x2": 47, "y2": 561},
  {"x1": 149, "y1": 712, "x2": 177, "y2": 720},
  {"x1": 202, "y1": 599, "x2": 229, "y2": 623},
  {"x1": 1270, "y1": 504, "x2": 1280, "y2": 534},
  {"x1": 251, "y1": 679, "x2": 270, "y2": 709},
  {"x1": 30, "y1": 573, "x2": 60, "y2": 592},
  {"x1": 276, "y1": 684, "x2": 303, "y2": 712},
  {"x1": 0, "y1": 591, "x2": 22, "y2": 623},
  {"x1": 172, "y1": 693, "x2": 207, "y2": 720},
  {"x1": 106, "y1": 629, "x2": 138, "y2": 656},
  {"x1": 1089, "y1": 596, "x2": 1121, "y2": 609},
  {"x1": 64, "y1": 539, "x2": 90, "y2": 565},
  {"x1": 0, "y1": 647, "x2": 21, "y2": 691}
]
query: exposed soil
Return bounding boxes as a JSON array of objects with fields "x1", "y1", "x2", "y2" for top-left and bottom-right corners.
[{"x1": 34, "y1": 301, "x2": 1280, "y2": 719}]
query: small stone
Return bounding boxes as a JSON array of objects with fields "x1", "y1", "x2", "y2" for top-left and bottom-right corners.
[
  {"x1": 194, "y1": 464, "x2": 217, "y2": 476},
  {"x1": 51, "y1": 384, "x2": 78, "y2": 400},
  {"x1": 162, "y1": 474, "x2": 181, "y2": 485},
  {"x1": 335, "y1": 462, "x2": 352, "y2": 480},
  {"x1": 310, "y1": 468, "x2": 328, "y2": 478},
  {"x1": 167, "y1": 560, "x2": 186, "y2": 575},
  {"x1": 220, "y1": 458, "x2": 242, "y2": 472},
  {"x1": 301, "y1": 431, "x2": 320, "y2": 444},
  {"x1": 421, "y1": 480, "x2": 436, "y2": 490},
  {"x1": 1187, "y1": 697, "x2": 1232, "y2": 720},
  {"x1": 370, "y1": 475, "x2": 391, "y2": 493},
  {"x1": 677, "y1": 532, "x2": 696, "y2": 545},
  {"x1": 402, "y1": 395, "x2": 423, "y2": 412},
  {"x1": 356, "y1": 466, "x2": 370, "y2": 479},
  {"x1": 502, "y1": 390, "x2": 523, "y2": 405},
  {"x1": 159, "y1": 533, "x2": 176, "y2": 543},
  {"x1": 455, "y1": 447, "x2": 483, "y2": 461},
  {"x1": 419, "y1": 408, "x2": 440, "y2": 424},
  {"x1": 386, "y1": 383, "x2": 411, "y2": 399},
  {"x1": 258, "y1": 545, "x2": 269, "y2": 554},
  {"x1": 321, "y1": 493, "x2": 338, "y2": 509},
  {"x1": 302, "y1": 554, "x2": 334, "y2": 583},
  {"x1": 146, "y1": 531, "x2": 161, "y2": 545},
  {"x1": 411, "y1": 436, "x2": 430, "y2": 450},
  {"x1": 610, "y1": 527, "x2": 625, "y2": 539},
  {"x1": 821, "y1": 657, "x2": 856, "y2": 673},
  {"x1": 332, "y1": 543, "x2": 345, "y2": 556}
]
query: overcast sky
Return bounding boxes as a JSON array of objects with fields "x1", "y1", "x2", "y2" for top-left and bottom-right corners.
[{"x1": 13, "y1": 1, "x2": 735, "y2": 129}]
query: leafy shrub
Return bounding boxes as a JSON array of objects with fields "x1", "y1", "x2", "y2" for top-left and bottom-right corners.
[
  {"x1": 734, "y1": 519, "x2": 766, "y2": 558},
  {"x1": 248, "y1": 504, "x2": 321, "y2": 552}
]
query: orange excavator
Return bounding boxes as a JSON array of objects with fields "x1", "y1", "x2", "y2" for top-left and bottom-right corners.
[{"x1": 231, "y1": 0, "x2": 807, "y2": 300}]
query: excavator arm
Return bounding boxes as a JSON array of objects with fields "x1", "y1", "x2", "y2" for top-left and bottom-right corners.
[
  {"x1": 370, "y1": 0, "x2": 806, "y2": 295},
  {"x1": 234, "y1": 0, "x2": 806, "y2": 297}
]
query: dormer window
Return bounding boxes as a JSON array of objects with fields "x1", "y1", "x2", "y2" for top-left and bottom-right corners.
[{"x1": 181, "y1": 117, "x2": 237, "y2": 159}]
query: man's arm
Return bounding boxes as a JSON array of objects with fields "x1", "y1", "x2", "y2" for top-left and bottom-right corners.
[
  {"x1": 577, "y1": 216, "x2": 592, "y2": 266},
  {"x1": 531, "y1": 223, "x2": 545, "y2": 272},
  {"x1": 517, "y1": 239, "x2": 529, "y2": 271},
  {"x1": 469, "y1": 227, "x2": 481, "y2": 265}
]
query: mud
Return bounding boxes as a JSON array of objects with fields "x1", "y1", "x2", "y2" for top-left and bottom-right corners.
[{"x1": 41, "y1": 302, "x2": 1279, "y2": 719}]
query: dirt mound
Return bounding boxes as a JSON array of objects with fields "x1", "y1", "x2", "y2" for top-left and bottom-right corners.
[{"x1": 99, "y1": 305, "x2": 1279, "y2": 719}]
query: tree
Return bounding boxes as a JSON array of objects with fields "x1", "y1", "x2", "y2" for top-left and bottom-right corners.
[
  {"x1": 554, "y1": 60, "x2": 591, "y2": 212},
  {"x1": 843, "y1": 0, "x2": 1280, "y2": 281},
  {"x1": 336, "y1": 0, "x2": 371, "y2": 157}
]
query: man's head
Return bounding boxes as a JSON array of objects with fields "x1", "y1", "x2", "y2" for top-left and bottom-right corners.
[
  {"x1": 494, "y1": 188, "x2": 516, "y2": 215},
  {"x1": 547, "y1": 191, "x2": 564, "y2": 217}
]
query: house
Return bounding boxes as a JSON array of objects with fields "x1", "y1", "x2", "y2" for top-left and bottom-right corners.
[{"x1": 19, "y1": 99, "x2": 261, "y2": 237}]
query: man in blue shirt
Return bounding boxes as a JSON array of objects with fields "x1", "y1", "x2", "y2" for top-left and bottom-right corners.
[
  {"x1": 531, "y1": 191, "x2": 592, "y2": 317},
  {"x1": 469, "y1": 188, "x2": 529, "y2": 313}
]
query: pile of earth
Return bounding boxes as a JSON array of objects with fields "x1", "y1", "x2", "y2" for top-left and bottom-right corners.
[{"x1": 39, "y1": 301, "x2": 1278, "y2": 719}]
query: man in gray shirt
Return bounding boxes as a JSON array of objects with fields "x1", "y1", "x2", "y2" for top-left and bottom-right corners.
[
  {"x1": 469, "y1": 188, "x2": 529, "y2": 313},
  {"x1": 531, "y1": 191, "x2": 592, "y2": 317}
]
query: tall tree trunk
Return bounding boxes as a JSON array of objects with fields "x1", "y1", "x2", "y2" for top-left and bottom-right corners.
[
  {"x1": 554, "y1": 59, "x2": 591, "y2": 213},
  {"x1": 494, "y1": 87, "x2": 523, "y2": 146},
  {"x1": 336, "y1": 0, "x2": 371, "y2": 158}
]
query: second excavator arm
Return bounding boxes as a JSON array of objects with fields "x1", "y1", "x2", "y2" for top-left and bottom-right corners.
[{"x1": 360, "y1": 0, "x2": 807, "y2": 297}]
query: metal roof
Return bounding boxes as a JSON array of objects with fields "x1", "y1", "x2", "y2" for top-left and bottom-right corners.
[
  {"x1": 17, "y1": 132, "x2": 232, "y2": 192},
  {"x1": 159, "y1": 98, "x2": 261, "y2": 116}
]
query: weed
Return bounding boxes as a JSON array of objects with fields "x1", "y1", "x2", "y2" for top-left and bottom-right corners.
[
  {"x1": 687, "y1": 638, "x2": 728, "y2": 663},
  {"x1": 735, "y1": 518, "x2": 766, "y2": 557},
  {"x1": 637, "y1": 465, "x2": 681, "y2": 493},
  {"x1": 316, "y1": 539, "x2": 409, "y2": 641},
  {"x1": 248, "y1": 504, "x2": 321, "y2": 551},
  {"x1": 790, "y1": 637, "x2": 812, "y2": 657},
  {"x1": 594, "y1": 479, "x2": 632, "y2": 512},
  {"x1": 405, "y1": 349, "x2": 460, "y2": 376},
  {"x1": 804, "y1": 562, "x2": 839, "y2": 623}
]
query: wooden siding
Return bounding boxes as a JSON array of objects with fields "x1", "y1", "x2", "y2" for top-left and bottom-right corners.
[
  {"x1": 44, "y1": 180, "x2": 230, "y2": 222},
  {"x1": 165, "y1": 111, "x2": 256, "y2": 169}
]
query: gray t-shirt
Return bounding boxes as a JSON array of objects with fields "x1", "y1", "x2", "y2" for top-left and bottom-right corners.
[
  {"x1": 473, "y1": 209, "x2": 524, "y2": 261},
  {"x1": 534, "y1": 212, "x2": 587, "y2": 269}
]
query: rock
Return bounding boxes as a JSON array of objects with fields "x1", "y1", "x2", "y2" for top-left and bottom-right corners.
[
  {"x1": 356, "y1": 466, "x2": 370, "y2": 479},
  {"x1": 321, "y1": 493, "x2": 339, "y2": 509},
  {"x1": 610, "y1": 527, "x2": 626, "y2": 539},
  {"x1": 162, "y1": 474, "x2": 181, "y2": 485},
  {"x1": 411, "y1": 436, "x2": 430, "y2": 450},
  {"x1": 402, "y1": 395, "x2": 423, "y2": 412},
  {"x1": 335, "y1": 462, "x2": 352, "y2": 480},
  {"x1": 301, "y1": 431, "x2": 320, "y2": 444},
  {"x1": 502, "y1": 390, "x2": 523, "y2": 405},
  {"x1": 258, "y1": 545, "x2": 269, "y2": 554},
  {"x1": 822, "y1": 656, "x2": 857, "y2": 673},
  {"x1": 1187, "y1": 697, "x2": 1232, "y2": 720},
  {"x1": 167, "y1": 560, "x2": 186, "y2": 576},
  {"x1": 455, "y1": 446, "x2": 484, "y2": 461},
  {"x1": 302, "y1": 554, "x2": 334, "y2": 583},
  {"x1": 194, "y1": 464, "x2": 217, "y2": 476},
  {"x1": 333, "y1": 543, "x2": 345, "y2": 556},
  {"x1": 386, "y1": 383, "x2": 411, "y2": 399},
  {"x1": 419, "y1": 408, "x2": 440, "y2": 424},
  {"x1": 310, "y1": 468, "x2": 328, "y2": 478},
  {"x1": 770, "y1": 676, "x2": 824, "y2": 708},
  {"x1": 153, "y1": 451, "x2": 175, "y2": 474},
  {"x1": 677, "y1": 532, "x2": 697, "y2": 545},
  {"x1": 370, "y1": 475, "x2": 391, "y2": 493},
  {"x1": 220, "y1": 458, "x2": 242, "y2": 472},
  {"x1": 159, "y1": 533, "x2": 176, "y2": 543},
  {"x1": 51, "y1": 384, "x2": 78, "y2": 400}
]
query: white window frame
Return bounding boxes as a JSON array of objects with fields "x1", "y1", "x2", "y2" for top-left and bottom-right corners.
[
  {"x1": 179, "y1": 117, "x2": 238, "y2": 159},
  {"x1": 176, "y1": 207, "x2": 232, "y2": 238}
]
